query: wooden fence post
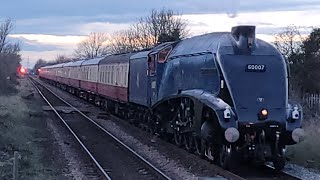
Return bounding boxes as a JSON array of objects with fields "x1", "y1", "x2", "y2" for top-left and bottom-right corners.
[{"x1": 13, "y1": 151, "x2": 18, "y2": 180}]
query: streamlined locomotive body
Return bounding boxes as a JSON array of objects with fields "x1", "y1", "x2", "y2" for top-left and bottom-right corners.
[{"x1": 39, "y1": 26, "x2": 304, "y2": 170}]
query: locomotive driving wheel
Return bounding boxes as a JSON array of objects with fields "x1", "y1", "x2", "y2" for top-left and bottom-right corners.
[{"x1": 173, "y1": 97, "x2": 194, "y2": 148}]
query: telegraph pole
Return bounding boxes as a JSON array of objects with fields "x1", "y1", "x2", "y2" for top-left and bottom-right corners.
[{"x1": 27, "y1": 56, "x2": 29, "y2": 69}]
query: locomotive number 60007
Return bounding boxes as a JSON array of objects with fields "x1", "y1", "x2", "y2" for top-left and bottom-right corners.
[{"x1": 245, "y1": 64, "x2": 266, "y2": 72}]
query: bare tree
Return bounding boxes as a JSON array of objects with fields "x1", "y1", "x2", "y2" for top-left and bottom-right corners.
[
  {"x1": 109, "y1": 30, "x2": 144, "y2": 54},
  {"x1": 2, "y1": 43, "x2": 20, "y2": 55},
  {"x1": 274, "y1": 25, "x2": 303, "y2": 59},
  {"x1": 0, "y1": 19, "x2": 20, "y2": 55},
  {"x1": 109, "y1": 8, "x2": 189, "y2": 53},
  {"x1": 55, "y1": 54, "x2": 72, "y2": 63},
  {"x1": 74, "y1": 32, "x2": 109, "y2": 59},
  {"x1": 0, "y1": 19, "x2": 14, "y2": 53},
  {"x1": 142, "y1": 8, "x2": 189, "y2": 44},
  {"x1": 0, "y1": 19, "x2": 22, "y2": 93},
  {"x1": 33, "y1": 59, "x2": 48, "y2": 74},
  {"x1": 274, "y1": 25, "x2": 307, "y2": 98}
]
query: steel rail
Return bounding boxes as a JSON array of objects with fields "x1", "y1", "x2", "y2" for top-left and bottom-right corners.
[
  {"x1": 265, "y1": 164, "x2": 302, "y2": 180},
  {"x1": 29, "y1": 77, "x2": 112, "y2": 180},
  {"x1": 29, "y1": 77, "x2": 171, "y2": 180}
]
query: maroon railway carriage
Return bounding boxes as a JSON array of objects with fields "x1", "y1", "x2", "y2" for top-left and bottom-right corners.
[
  {"x1": 79, "y1": 57, "x2": 104, "y2": 94},
  {"x1": 55, "y1": 63, "x2": 66, "y2": 84},
  {"x1": 40, "y1": 63, "x2": 65, "y2": 83},
  {"x1": 97, "y1": 53, "x2": 131, "y2": 102},
  {"x1": 60, "y1": 61, "x2": 73, "y2": 86},
  {"x1": 67, "y1": 60, "x2": 85, "y2": 89}
]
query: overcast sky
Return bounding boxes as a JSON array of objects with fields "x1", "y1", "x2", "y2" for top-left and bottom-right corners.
[{"x1": 1, "y1": 0, "x2": 320, "y2": 68}]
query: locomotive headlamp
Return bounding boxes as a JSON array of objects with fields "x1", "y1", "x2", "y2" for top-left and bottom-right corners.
[
  {"x1": 261, "y1": 109, "x2": 268, "y2": 116},
  {"x1": 292, "y1": 128, "x2": 305, "y2": 143},
  {"x1": 258, "y1": 108, "x2": 268, "y2": 120},
  {"x1": 225, "y1": 127, "x2": 239, "y2": 143},
  {"x1": 224, "y1": 108, "x2": 231, "y2": 119},
  {"x1": 292, "y1": 106, "x2": 300, "y2": 120}
]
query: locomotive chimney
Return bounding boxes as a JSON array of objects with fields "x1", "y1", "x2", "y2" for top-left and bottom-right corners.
[{"x1": 231, "y1": 25, "x2": 256, "y2": 52}]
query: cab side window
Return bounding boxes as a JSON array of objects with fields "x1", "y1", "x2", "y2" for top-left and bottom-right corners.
[{"x1": 148, "y1": 55, "x2": 156, "y2": 75}]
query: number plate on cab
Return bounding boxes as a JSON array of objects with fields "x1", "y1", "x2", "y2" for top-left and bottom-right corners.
[{"x1": 245, "y1": 64, "x2": 266, "y2": 72}]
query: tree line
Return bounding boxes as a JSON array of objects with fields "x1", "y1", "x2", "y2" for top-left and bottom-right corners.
[
  {"x1": 0, "y1": 19, "x2": 21, "y2": 94},
  {"x1": 274, "y1": 26, "x2": 320, "y2": 97}
]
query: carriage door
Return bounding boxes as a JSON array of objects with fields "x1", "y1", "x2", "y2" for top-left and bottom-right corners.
[{"x1": 147, "y1": 53, "x2": 157, "y2": 106}]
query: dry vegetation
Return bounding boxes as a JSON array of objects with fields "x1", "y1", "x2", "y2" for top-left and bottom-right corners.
[
  {"x1": 0, "y1": 19, "x2": 21, "y2": 95},
  {"x1": 0, "y1": 54, "x2": 21, "y2": 94},
  {"x1": 0, "y1": 87, "x2": 41, "y2": 179},
  {"x1": 0, "y1": 79, "x2": 66, "y2": 179},
  {"x1": 287, "y1": 108, "x2": 320, "y2": 169}
]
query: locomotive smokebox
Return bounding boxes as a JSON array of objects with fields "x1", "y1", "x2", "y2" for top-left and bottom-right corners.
[{"x1": 231, "y1": 25, "x2": 256, "y2": 52}]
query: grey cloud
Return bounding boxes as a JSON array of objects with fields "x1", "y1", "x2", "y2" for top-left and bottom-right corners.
[
  {"x1": 8, "y1": 36, "x2": 63, "y2": 52},
  {"x1": 14, "y1": 17, "x2": 130, "y2": 35},
  {"x1": 2, "y1": 0, "x2": 319, "y2": 36},
  {"x1": 188, "y1": 22, "x2": 210, "y2": 27},
  {"x1": 2, "y1": 0, "x2": 320, "y2": 20},
  {"x1": 256, "y1": 26, "x2": 314, "y2": 35}
]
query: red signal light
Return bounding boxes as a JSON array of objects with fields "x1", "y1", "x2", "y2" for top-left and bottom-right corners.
[{"x1": 20, "y1": 67, "x2": 26, "y2": 74}]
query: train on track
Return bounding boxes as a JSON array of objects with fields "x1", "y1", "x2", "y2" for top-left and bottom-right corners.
[{"x1": 39, "y1": 25, "x2": 305, "y2": 170}]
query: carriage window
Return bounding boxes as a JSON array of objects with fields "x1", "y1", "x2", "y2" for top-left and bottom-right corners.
[
  {"x1": 125, "y1": 64, "x2": 128, "y2": 87},
  {"x1": 101, "y1": 66, "x2": 105, "y2": 82},
  {"x1": 111, "y1": 66, "x2": 114, "y2": 85},
  {"x1": 104, "y1": 66, "x2": 107, "y2": 83},
  {"x1": 100, "y1": 66, "x2": 102, "y2": 83},
  {"x1": 86, "y1": 67, "x2": 89, "y2": 80},
  {"x1": 121, "y1": 65, "x2": 124, "y2": 86},
  {"x1": 117, "y1": 65, "x2": 120, "y2": 86},
  {"x1": 106, "y1": 66, "x2": 108, "y2": 84},
  {"x1": 102, "y1": 68, "x2": 105, "y2": 83}
]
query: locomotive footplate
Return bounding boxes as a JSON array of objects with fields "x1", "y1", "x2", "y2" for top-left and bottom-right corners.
[
  {"x1": 237, "y1": 121, "x2": 286, "y2": 161},
  {"x1": 238, "y1": 121, "x2": 284, "y2": 140}
]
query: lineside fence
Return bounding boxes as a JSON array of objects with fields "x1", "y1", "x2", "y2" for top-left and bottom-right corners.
[{"x1": 303, "y1": 93, "x2": 320, "y2": 110}]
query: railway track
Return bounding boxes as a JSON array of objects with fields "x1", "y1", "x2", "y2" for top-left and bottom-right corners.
[
  {"x1": 30, "y1": 76, "x2": 303, "y2": 180},
  {"x1": 29, "y1": 77, "x2": 171, "y2": 180},
  {"x1": 231, "y1": 163, "x2": 301, "y2": 180}
]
